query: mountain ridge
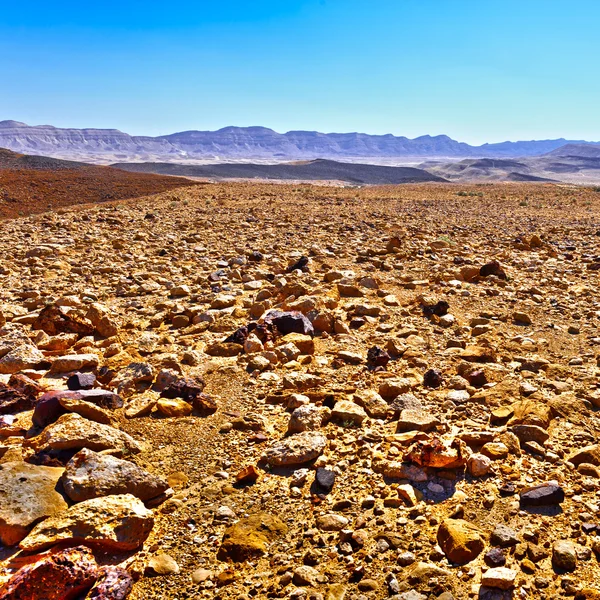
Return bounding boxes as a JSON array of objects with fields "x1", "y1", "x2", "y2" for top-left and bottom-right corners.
[{"x1": 1, "y1": 120, "x2": 600, "y2": 163}]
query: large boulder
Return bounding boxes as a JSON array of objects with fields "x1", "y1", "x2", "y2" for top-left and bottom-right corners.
[
  {"x1": 19, "y1": 493, "x2": 154, "y2": 552},
  {"x1": 25, "y1": 413, "x2": 143, "y2": 456},
  {"x1": 0, "y1": 461, "x2": 68, "y2": 546},
  {"x1": 61, "y1": 448, "x2": 169, "y2": 502}
]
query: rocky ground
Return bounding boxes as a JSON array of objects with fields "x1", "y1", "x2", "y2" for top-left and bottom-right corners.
[{"x1": 1, "y1": 181, "x2": 600, "y2": 600}]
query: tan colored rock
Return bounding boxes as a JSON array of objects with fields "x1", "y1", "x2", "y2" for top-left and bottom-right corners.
[
  {"x1": 0, "y1": 344, "x2": 45, "y2": 374},
  {"x1": 59, "y1": 396, "x2": 116, "y2": 425},
  {"x1": 331, "y1": 400, "x2": 367, "y2": 425},
  {"x1": 49, "y1": 353, "x2": 99, "y2": 374},
  {"x1": 437, "y1": 519, "x2": 485, "y2": 565},
  {"x1": 20, "y1": 493, "x2": 154, "y2": 551},
  {"x1": 25, "y1": 413, "x2": 143, "y2": 455},
  {"x1": 86, "y1": 302, "x2": 120, "y2": 337},
  {"x1": 262, "y1": 431, "x2": 327, "y2": 466},
  {"x1": 0, "y1": 461, "x2": 68, "y2": 546},
  {"x1": 156, "y1": 397, "x2": 193, "y2": 417},
  {"x1": 218, "y1": 513, "x2": 287, "y2": 561}
]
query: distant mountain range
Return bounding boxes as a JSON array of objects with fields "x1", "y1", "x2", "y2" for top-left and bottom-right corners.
[{"x1": 1, "y1": 120, "x2": 600, "y2": 164}]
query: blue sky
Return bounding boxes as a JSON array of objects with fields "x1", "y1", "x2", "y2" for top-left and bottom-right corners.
[{"x1": 1, "y1": 0, "x2": 598, "y2": 144}]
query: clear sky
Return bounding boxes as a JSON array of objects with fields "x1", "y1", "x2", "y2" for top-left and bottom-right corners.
[{"x1": 1, "y1": 0, "x2": 598, "y2": 144}]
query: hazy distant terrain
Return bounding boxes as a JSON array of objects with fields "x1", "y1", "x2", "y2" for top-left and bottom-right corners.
[
  {"x1": 112, "y1": 158, "x2": 447, "y2": 184},
  {"x1": 423, "y1": 144, "x2": 600, "y2": 184},
  {"x1": 2, "y1": 120, "x2": 600, "y2": 164}
]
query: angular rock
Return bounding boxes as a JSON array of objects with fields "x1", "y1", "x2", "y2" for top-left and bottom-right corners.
[
  {"x1": 0, "y1": 382, "x2": 36, "y2": 414},
  {"x1": 264, "y1": 310, "x2": 314, "y2": 336},
  {"x1": 0, "y1": 546, "x2": 99, "y2": 600},
  {"x1": 331, "y1": 400, "x2": 367, "y2": 426},
  {"x1": 481, "y1": 567, "x2": 517, "y2": 590},
  {"x1": 67, "y1": 372, "x2": 97, "y2": 390},
  {"x1": 34, "y1": 304, "x2": 95, "y2": 336},
  {"x1": 0, "y1": 461, "x2": 68, "y2": 546},
  {"x1": 20, "y1": 493, "x2": 154, "y2": 551},
  {"x1": 61, "y1": 448, "x2": 169, "y2": 503},
  {"x1": 49, "y1": 353, "x2": 99, "y2": 374},
  {"x1": 0, "y1": 344, "x2": 45, "y2": 374},
  {"x1": 25, "y1": 413, "x2": 143, "y2": 456},
  {"x1": 86, "y1": 566, "x2": 134, "y2": 600},
  {"x1": 218, "y1": 513, "x2": 287, "y2": 561},
  {"x1": 262, "y1": 431, "x2": 327, "y2": 466},
  {"x1": 397, "y1": 409, "x2": 441, "y2": 432},
  {"x1": 437, "y1": 519, "x2": 485, "y2": 565},
  {"x1": 520, "y1": 483, "x2": 565, "y2": 507}
]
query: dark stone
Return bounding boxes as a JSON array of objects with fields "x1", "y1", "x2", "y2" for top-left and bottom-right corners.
[
  {"x1": 32, "y1": 389, "x2": 123, "y2": 428},
  {"x1": 248, "y1": 251, "x2": 263, "y2": 262},
  {"x1": 484, "y1": 547, "x2": 506, "y2": 567},
  {"x1": 367, "y1": 346, "x2": 390, "y2": 368},
  {"x1": 480, "y1": 261, "x2": 507, "y2": 279},
  {"x1": 161, "y1": 377, "x2": 206, "y2": 403},
  {"x1": 287, "y1": 256, "x2": 309, "y2": 273},
  {"x1": 32, "y1": 390, "x2": 81, "y2": 428},
  {"x1": 520, "y1": 483, "x2": 565, "y2": 507},
  {"x1": 422, "y1": 300, "x2": 449, "y2": 318},
  {"x1": 582, "y1": 523, "x2": 597, "y2": 535},
  {"x1": 499, "y1": 482, "x2": 516, "y2": 496},
  {"x1": 87, "y1": 566, "x2": 133, "y2": 600},
  {"x1": 423, "y1": 369, "x2": 443, "y2": 389},
  {"x1": 224, "y1": 326, "x2": 250, "y2": 345},
  {"x1": 0, "y1": 383, "x2": 36, "y2": 415},
  {"x1": 264, "y1": 310, "x2": 314, "y2": 337},
  {"x1": 315, "y1": 468, "x2": 336, "y2": 495},
  {"x1": 78, "y1": 389, "x2": 123, "y2": 409},
  {"x1": 67, "y1": 372, "x2": 96, "y2": 391},
  {"x1": 464, "y1": 369, "x2": 487, "y2": 388}
]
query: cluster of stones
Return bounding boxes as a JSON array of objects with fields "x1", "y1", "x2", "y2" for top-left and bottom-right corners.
[{"x1": 1, "y1": 183, "x2": 600, "y2": 599}]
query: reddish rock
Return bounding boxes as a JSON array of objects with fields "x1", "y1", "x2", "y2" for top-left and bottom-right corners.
[{"x1": 0, "y1": 546, "x2": 99, "y2": 600}]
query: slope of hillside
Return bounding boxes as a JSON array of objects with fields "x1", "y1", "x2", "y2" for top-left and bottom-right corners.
[
  {"x1": 111, "y1": 158, "x2": 448, "y2": 184},
  {"x1": 0, "y1": 148, "x2": 201, "y2": 219},
  {"x1": 547, "y1": 143, "x2": 600, "y2": 158},
  {"x1": 2, "y1": 120, "x2": 600, "y2": 163}
]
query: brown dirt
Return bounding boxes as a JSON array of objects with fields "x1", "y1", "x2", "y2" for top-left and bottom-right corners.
[{"x1": 0, "y1": 166, "x2": 204, "y2": 219}]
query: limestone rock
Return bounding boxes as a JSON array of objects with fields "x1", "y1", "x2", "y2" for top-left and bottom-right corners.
[
  {"x1": 397, "y1": 409, "x2": 441, "y2": 432},
  {"x1": 25, "y1": 413, "x2": 143, "y2": 455},
  {"x1": 19, "y1": 493, "x2": 154, "y2": 551},
  {"x1": 481, "y1": 567, "x2": 517, "y2": 590},
  {"x1": 331, "y1": 399, "x2": 367, "y2": 425},
  {"x1": 262, "y1": 431, "x2": 327, "y2": 466},
  {"x1": 0, "y1": 461, "x2": 68, "y2": 546},
  {"x1": 61, "y1": 448, "x2": 169, "y2": 502}
]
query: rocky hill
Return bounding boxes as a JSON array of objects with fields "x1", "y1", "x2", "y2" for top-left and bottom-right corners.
[
  {"x1": 0, "y1": 147, "x2": 202, "y2": 218},
  {"x1": 2, "y1": 120, "x2": 599, "y2": 163}
]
